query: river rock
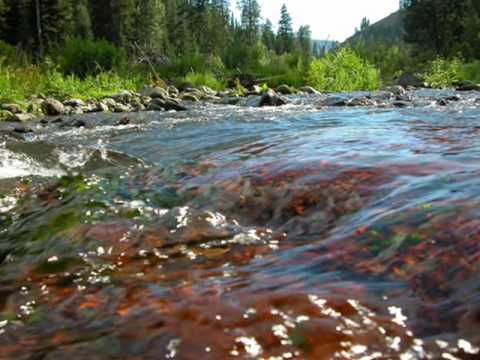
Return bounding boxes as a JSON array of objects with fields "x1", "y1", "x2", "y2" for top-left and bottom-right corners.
[
  {"x1": 455, "y1": 80, "x2": 480, "y2": 91},
  {"x1": 6, "y1": 113, "x2": 36, "y2": 122},
  {"x1": 300, "y1": 86, "x2": 320, "y2": 95},
  {"x1": 199, "y1": 86, "x2": 217, "y2": 97},
  {"x1": 346, "y1": 96, "x2": 376, "y2": 107},
  {"x1": 41, "y1": 98, "x2": 65, "y2": 116},
  {"x1": 395, "y1": 73, "x2": 425, "y2": 88},
  {"x1": 221, "y1": 97, "x2": 241, "y2": 105},
  {"x1": 383, "y1": 85, "x2": 406, "y2": 96},
  {"x1": 248, "y1": 85, "x2": 262, "y2": 96},
  {"x1": 393, "y1": 100, "x2": 411, "y2": 108},
  {"x1": 168, "y1": 86, "x2": 180, "y2": 98},
  {"x1": 276, "y1": 84, "x2": 295, "y2": 95},
  {"x1": 1, "y1": 104, "x2": 23, "y2": 114},
  {"x1": 181, "y1": 93, "x2": 200, "y2": 102},
  {"x1": 63, "y1": 99, "x2": 85, "y2": 107},
  {"x1": 259, "y1": 89, "x2": 288, "y2": 107},
  {"x1": 13, "y1": 125, "x2": 34, "y2": 134},
  {"x1": 102, "y1": 98, "x2": 117, "y2": 110},
  {"x1": 444, "y1": 95, "x2": 461, "y2": 101},
  {"x1": 0, "y1": 110, "x2": 13, "y2": 120},
  {"x1": 141, "y1": 86, "x2": 169, "y2": 100},
  {"x1": 111, "y1": 90, "x2": 133, "y2": 103},
  {"x1": 317, "y1": 96, "x2": 347, "y2": 107},
  {"x1": 114, "y1": 103, "x2": 131, "y2": 113},
  {"x1": 149, "y1": 98, "x2": 187, "y2": 112}
]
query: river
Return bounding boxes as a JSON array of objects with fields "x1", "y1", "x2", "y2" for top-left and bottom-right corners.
[{"x1": 0, "y1": 90, "x2": 479, "y2": 359}]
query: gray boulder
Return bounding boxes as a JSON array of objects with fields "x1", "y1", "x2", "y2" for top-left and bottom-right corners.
[{"x1": 41, "y1": 98, "x2": 65, "y2": 116}]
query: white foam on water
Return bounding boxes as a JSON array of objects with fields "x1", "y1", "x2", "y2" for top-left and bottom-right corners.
[{"x1": 0, "y1": 149, "x2": 65, "y2": 180}]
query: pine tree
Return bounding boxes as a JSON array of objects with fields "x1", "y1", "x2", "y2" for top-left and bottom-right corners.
[
  {"x1": 297, "y1": 25, "x2": 312, "y2": 55},
  {"x1": 261, "y1": 19, "x2": 276, "y2": 50},
  {"x1": 0, "y1": 0, "x2": 8, "y2": 37},
  {"x1": 72, "y1": 0, "x2": 92, "y2": 39},
  {"x1": 239, "y1": 0, "x2": 261, "y2": 45},
  {"x1": 277, "y1": 3, "x2": 293, "y2": 53},
  {"x1": 132, "y1": 0, "x2": 166, "y2": 55}
]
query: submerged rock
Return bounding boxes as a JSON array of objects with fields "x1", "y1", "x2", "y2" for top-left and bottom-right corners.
[
  {"x1": 259, "y1": 89, "x2": 288, "y2": 107},
  {"x1": 41, "y1": 98, "x2": 65, "y2": 116}
]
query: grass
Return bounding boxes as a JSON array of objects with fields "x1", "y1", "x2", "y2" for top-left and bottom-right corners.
[
  {"x1": 0, "y1": 64, "x2": 149, "y2": 103},
  {"x1": 183, "y1": 71, "x2": 226, "y2": 91}
]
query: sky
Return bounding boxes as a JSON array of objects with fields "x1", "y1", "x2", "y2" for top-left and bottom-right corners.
[{"x1": 257, "y1": 0, "x2": 400, "y2": 42}]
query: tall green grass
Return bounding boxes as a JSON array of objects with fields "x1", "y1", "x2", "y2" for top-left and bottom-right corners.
[
  {"x1": 183, "y1": 71, "x2": 226, "y2": 91},
  {"x1": 0, "y1": 65, "x2": 148, "y2": 103}
]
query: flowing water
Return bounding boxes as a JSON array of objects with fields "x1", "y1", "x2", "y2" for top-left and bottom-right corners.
[{"x1": 0, "y1": 90, "x2": 480, "y2": 359}]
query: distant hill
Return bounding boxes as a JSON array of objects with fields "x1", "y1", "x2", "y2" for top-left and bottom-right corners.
[
  {"x1": 344, "y1": 10, "x2": 406, "y2": 46},
  {"x1": 312, "y1": 40, "x2": 339, "y2": 56}
]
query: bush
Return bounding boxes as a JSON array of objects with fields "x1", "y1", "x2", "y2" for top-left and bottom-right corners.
[
  {"x1": 184, "y1": 71, "x2": 226, "y2": 91},
  {"x1": 460, "y1": 61, "x2": 480, "y2": 83},
  {"x1": 307, "y1": 48, "x2": 381, "y2": 92},
  {"x1": 56, "y1": 38, "x2": 127, "y2": 78},
  {"x1": 0, "y1": 41, "x2": 27, "y2": 66},
  {"x1": 424, "y1": 57, "x2": 463, "y2": 88}
]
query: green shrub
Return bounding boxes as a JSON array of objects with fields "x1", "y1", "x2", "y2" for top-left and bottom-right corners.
[
  {"x1": 307, "y1": 48, "x2": 381, "y2": 92},
  {"x1": 0, "y1": 41, "x2": 27, "y2": 66},
  {"x1": 460, "y1": 61, "x2": 480, "y2": 83},
  {"x1": 56, "y1": 38, "x2": 126, "y2": 78},
  {"x1": 424, "y1": 57, "x2": 463, "y2": 88},
  {"x1": 184, "y1": 71, "x2": 226, "y2": 91}
]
